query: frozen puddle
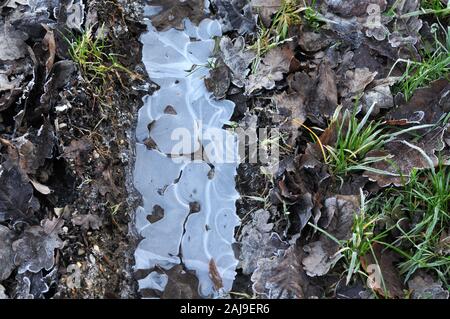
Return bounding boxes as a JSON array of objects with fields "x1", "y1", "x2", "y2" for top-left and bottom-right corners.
[{"x1": 133, "y1": 9, "x2": 240, "y2": 297}]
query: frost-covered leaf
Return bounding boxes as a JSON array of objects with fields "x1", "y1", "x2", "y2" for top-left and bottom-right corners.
[
  {"x1": 140, "y1": 265, "x2": 200, "y2": 299},
  {"x1": 0, "y1": 284, "x2": 7, "y2": 299},
  {"x1": 146, "y1": 0, "x2": 205, "y2": 30},
  {"x1": 0, "y1": 225, "x2": 15, "y2": 281},
  {"x1": 303, "y1": 195, "x2": 360, "y2": 277},
  {"x1": 59, "y1": 0, "x2": 85, "y2": 31},
  {"x1": 387, "y1": 79, "x2": 450, "y2": 125},
  {"x1": 245, "y1": 46, "x2": 293, "y2": 94},
  {"x1": 12, "y1": 219, "x2": 63, "y2": 274},
  {"x1": 361, "y1": 78, "x2": 396, "y2": 115},
  {"x1": 0, "y1": 57, "x2": 34, "y2": 111},
  {"x1": 364, "y1": 127, "x2": 446, "y2": 187},
  {"x1": 252, "y1": 245, "x2": 320, "y2": 298},
  {"x1": 302, "y1": 241, "x2": 337, "y2": 277},
  {"x1": 71, "y1": 213, "x2": 102, "y2": 231},
  {"x1": 219, "y1": 36, "x2": 255, "y2": 88},
  {"x1": 272, "y1": 91, "x2": 307, "y2": 131},
  {"x1": 305, "y1": 62, "x2": 338, "y2": 125},
  {"x1": 9, "y1": 122, "x2": 55, "y2": 175},
  {"x1": 239, "y1": 209, "x2": 288, "y2": 275},
  {"x1": 213, "y1": 0, "x2": 256, "y2": 34},
  {"x1": 250, "y1": 0, "x2": 281, "y2": 26},
  {"x1": 408, "y1": 272, "x2": 449, "y2": 299},
  {"x1": 0, "y1": 25, "x2": 28, "y2": 61},
  {"x1": 0, "y1": 0, "x2": 29, "y2": 8},
  {"x1": 387, "y1": 0, "x2": 422, "y2": 49},
  {"x1": 0, "y1": 163, "x2": 40, "y2": 224},
  {"x1": 14, "y1": 271, "x2": 50, "y2": 299},
  {"x1": 342, "y1": 67, "x2": 377, "y2": 98}
]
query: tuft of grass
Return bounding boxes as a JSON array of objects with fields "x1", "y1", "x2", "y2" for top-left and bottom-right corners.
[
  {"x1": 366, "y1": 165, "x2": 450, "y2": 289},
  {"x1": 324, "y1": 104, "x2": 388, "y2": 178},
  {"x1": 67, "y1": 25, "x2": 134, "y2": 89},
  {"x1": 391, "y1": 167, "x2": 450, "y2": 286},
  {"x1": 324, "y1": 104, "x2": 436, "y2": 181},
  {"x1": 390, "y1": 23, "x2": 450, "y2": 100}
]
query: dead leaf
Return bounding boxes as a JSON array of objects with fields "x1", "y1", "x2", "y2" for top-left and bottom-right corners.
[
  {"x1": 364, "y1": 127, "x2": 446, "y2": 187},
  {"x1": 9, "y1": 122, "x2": 55, "y2": 175},
  {"x1": 245, "y1": 46, "x2": 293, "y2": 94},
  {"x1": 272, "y1": 91, "x2": 307, "y2": 131},
  {"x1": 42, "y1": 25, "x2": 56, "y2": 76},
  {"x1": 306, "y1": 62, "x2": 338, "y2": 125},
  {"x1": 342, "y1": 67, "x2": 378, "y2": 98},
  {"x1": 0, "y1": 25, "x2": 28, "y2": 61},
  {"x1": 204, "y1": 59, "x2": 231, "y2": 99},
  {"x1": 361, "y1": 244, "x2": 404, "y2": 298},
  {"x1": 298, "y1": 27, "x2": 332, "y2": 53},
  {"x1": 0, "y1": 163, "x2": 40, "y2": 224},
  {"x1": 161, "y1": 265, "x2": 200, "y2": 299},
  {"x1": 0, "y1": 225, "x2": 15, "y2": 281},
  {"x1": 251, "y1": 245, "x2": 320, "y2": 298},
  {"x1": 408, "y1": 272, "x2": 449, "y2": 299},
  {"x1": 214, "y1": 0, "x2": 256, "y2": 34},
  {"x1": 208, "y1": 259, "x2": 224, "y2": 291},
  {"x1": 388, "y1": 79, "x2": 450, "y2": 125},
  {"x1": 12, "y1": 220, "x2": 63, "y2": 274},
  {"x1": 219, "y1": 36, "x2": 255, "y2": 88},
  {"x1": 239, "y1": 209, "x2": 289, "y2": 274},
  {"x1": 303, "y1": 195, "x2": 360, "y2": 277},
  {"x1": 387, "y1": 0, "x2": 422, "y2": 49},
  {"x1": 71, "y1": 214, "x2": 102, "y2": 231},
  {"x1": 147, "y1": 0, "x2": 205, "y2": 30},
  {"x1": 250, "y1": 0, "x2": 281, "y2": 26},
  {"x1": 302, "y1": 241, "x2": 337, "y2": 277}
]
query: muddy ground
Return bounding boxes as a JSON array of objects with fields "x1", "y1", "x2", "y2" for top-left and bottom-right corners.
[{"x1": 0, "y1": 0, "x2": 148, "y2": 298}]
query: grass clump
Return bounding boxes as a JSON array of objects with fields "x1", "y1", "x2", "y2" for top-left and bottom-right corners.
[
  {"x1": 390, "y1": 23, "x2": 450, "y2": 100},
  {"x1": 323, "y1": 103, "x2": 436, "y2": 180},
  {"x1": 384, "y1": 167, "x2": 450, "y2": 286},
  {"x1": 67, "y1": 25, "x2": 134, "y2": 89},
  {"x1": 324, "y1": 105, "x2": 388, "y2": 178}
]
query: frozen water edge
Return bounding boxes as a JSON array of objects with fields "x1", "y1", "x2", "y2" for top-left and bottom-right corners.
[{"x1": 133, "y1": 17, "x2": 240, "y2": 297}]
